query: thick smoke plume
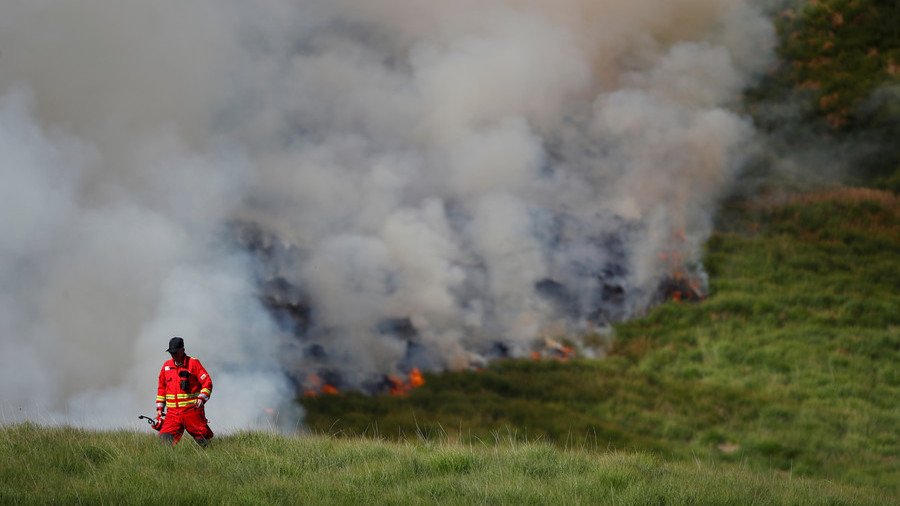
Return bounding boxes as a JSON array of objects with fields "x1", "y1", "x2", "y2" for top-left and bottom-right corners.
[{"x1": 0, "y1": 1, "x2": 774, "y2": 430}]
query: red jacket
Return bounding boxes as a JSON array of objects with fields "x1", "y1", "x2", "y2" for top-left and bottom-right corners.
[{"x1": 156, "y1": 356, "x2": 213, "y2": 411}]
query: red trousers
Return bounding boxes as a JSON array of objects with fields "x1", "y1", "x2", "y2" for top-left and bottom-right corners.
[{"x1": 159, "y1": 407, "x2": 214, "y2": 444}]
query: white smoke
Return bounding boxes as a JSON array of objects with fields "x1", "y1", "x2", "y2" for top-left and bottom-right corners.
[{"x1": 0, "y1": 0, "x2": 774, "y2": 429}]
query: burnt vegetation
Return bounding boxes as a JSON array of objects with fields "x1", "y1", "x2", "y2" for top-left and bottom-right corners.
[{"x1": 232, "y1": 208, "x2": 706, "y2": 398}]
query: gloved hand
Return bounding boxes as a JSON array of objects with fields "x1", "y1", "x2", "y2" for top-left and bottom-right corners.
[
  {"x1": 154, "y1": 404, "x2": 166, "y2": 426},
  {"x1": 195, "y1": 394, "x2": 208, "y2": 409}
]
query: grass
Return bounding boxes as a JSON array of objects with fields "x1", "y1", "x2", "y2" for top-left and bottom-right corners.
[
  {"x1": 0, "y1": 423, "x2": 889, "y2": 504},
  {"x1": 302, "y1": 188, "x2": 900, "y2": 494}
]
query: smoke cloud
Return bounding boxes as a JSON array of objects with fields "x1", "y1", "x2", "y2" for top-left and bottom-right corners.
[{"x1": 0, "y1": 0, "x2": 774, "y2": 430}]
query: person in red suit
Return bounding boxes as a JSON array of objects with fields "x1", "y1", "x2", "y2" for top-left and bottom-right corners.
[{"x1": 155, "y1": 337, "x2": 214, "y2": 447}]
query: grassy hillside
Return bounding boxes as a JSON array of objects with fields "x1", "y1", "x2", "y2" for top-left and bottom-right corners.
[
  {"x1": 0, "y1": 423, "x2": 889, "y2": 504},
  {"x1": 303, "y1": 189, "x2": 899, "y2": 493}
]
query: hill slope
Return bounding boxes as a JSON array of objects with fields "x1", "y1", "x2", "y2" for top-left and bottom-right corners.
[{"x1": 303, "y1": 189, "x2": 899, "y2": 492}]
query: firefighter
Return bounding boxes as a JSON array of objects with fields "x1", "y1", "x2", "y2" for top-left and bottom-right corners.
[{"x1": 155, "y1": 336, "x2": 214, "y2": 447}]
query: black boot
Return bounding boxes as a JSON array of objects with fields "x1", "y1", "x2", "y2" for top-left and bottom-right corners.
[{"x1": 194, "y1": 436, "x2": 209, "y2": 448}]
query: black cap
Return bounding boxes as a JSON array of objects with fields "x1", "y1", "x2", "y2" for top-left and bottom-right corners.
[{"x1": 166, "y1": 337, "x2": 185, "y2": 353}]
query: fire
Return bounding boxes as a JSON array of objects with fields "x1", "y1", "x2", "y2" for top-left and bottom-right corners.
[
  {"x1": 665, "y1": 271, "x2": 705, "y2": 302},
  {"x1": 303, "y1": 373, "x2": 340, "y2": 398},
  {"x1": 388, "y1": 375, "x2": 407, "y2": 396},
  {"x1": 388, "y1": 367, "x2": 426, "y2": 396},
  {"x1": 658, "y1": 229, "x2": 707, "y2": 302},
  {"x1": 531, "y1": 337, "x2": 576, "y2": 362},
  {"x1": 303, "y1": 369, "x2": 425, "y2": 398},
  {"x1": 409, "y1": 367, "x2": 425, "y2": 388}
]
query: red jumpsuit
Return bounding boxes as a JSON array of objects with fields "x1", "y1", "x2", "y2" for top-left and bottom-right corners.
[{"x1": 156, "y1": 356, "x2": 214, "y2": 444}]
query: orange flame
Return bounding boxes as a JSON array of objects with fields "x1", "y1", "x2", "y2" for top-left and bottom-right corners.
[
  {"x1": 388, "y1": 374, "x2": 408, "y2": 396},
  {"x1": 303, "y1": 373, "x2": 323, "y2": 397},
  {"x1": 532, "y1": 338, "x2": 576, "y2": 362},
  {"x1": 659, "y1": 229, "x2": 706, "y2": 302},
  {"x1": 409, "y1": 367, "x2": 425, "y2": 388},
  {"x1": 303, "y1": 373, "x2": 341, "y2": 397},
  {"x1": 387, "y1": 368, "x2": 426, "y2": 396}
]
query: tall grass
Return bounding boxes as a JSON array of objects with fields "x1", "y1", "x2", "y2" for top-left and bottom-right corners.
[{"x1": 0, "y1": 423, "x2": 888, "y2": 504}]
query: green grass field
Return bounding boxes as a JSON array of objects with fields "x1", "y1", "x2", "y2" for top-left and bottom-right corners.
[
  {"x1": 302, "y1": 189, "x2": 899, "y2": 495},
  {"x1": 0, "y1": 423, "x2": 890, "y2": 504}
]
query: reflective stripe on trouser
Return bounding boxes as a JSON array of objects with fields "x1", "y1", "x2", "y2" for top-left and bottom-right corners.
[
  {"x1": 164, "y1": 393, "x2": 201, "y2": 408},
  {"x1": 165, "y1": 393, "x2": 199, "y2": 400},
  {"x1": 159, "y1": 407, "x2": 213, "y2": 445},
  {"x1": 164, "y1": 401, "x2": 202, "y2": 408}
]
